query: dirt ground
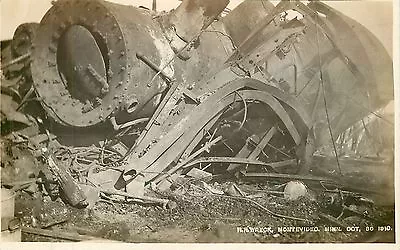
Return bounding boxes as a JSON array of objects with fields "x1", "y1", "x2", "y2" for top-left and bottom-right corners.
[
  {"x1": 0, "y1": 102, "x2": 395, "y2": 243},
  {"x1": 4, "y1": 143, "x2": 394, "y2": 243}
]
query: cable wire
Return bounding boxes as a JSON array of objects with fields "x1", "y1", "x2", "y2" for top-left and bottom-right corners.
[{"x1": 314, "y1": 14, "x2": 342, "y2": 176}]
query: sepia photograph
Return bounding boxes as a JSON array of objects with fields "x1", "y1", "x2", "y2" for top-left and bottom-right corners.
[{"x1": 0, "y1": 0, "x2": 398, "y2": 247}]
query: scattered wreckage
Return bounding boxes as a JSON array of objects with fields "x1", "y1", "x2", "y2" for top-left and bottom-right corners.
[{"x1": 1, "y1": 0, "x2": 394, "y2": 242}]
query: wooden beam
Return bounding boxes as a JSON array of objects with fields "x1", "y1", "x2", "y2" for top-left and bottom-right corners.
[
  {"x1": 227, "y1": 127, "x2": 276, "y2": 172},
  {"x1": 21, "y1": 226, "x2": 118, "y2": 242}
]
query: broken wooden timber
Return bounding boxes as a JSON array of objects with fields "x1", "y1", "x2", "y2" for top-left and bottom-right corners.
[
  {"x1": 100, "y1": 189, "x2": 175, "y2": 209},
  {"x1": 46, "y1": 154, "x2": 88, "y2": 208},
  {"x1": 21, "y1": 226, "x2": 119, "y2": 242},
  {"x1": 227, "y1": 127, "x2": 277, "y2": 172}
]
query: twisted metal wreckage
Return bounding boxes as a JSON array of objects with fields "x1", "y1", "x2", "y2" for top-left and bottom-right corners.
[{"x1": 1, "y1": 0, "x2": 394, "y2": 209}]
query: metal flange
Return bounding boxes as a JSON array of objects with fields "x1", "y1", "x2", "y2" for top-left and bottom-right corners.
[{"x1": 31, "y1": 0, "x2": 129, "y2": 127}]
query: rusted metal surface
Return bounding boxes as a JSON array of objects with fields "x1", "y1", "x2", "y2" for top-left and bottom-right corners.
[
  {"x1": 4, "y1": 0, "x2": 393, "y2": 199},
  {"x1": 30, "y1": 0, "x2": 233, "y2": 128},
  {"x1": 31, "y1": 0, "x2": 173, "y2": 127},
  {"x1": 222, "y1": 0, "x2": 275, "y2": 47}
]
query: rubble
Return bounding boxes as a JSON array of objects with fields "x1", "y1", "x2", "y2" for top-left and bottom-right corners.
[{"x1": 1, "y1": 0, "x2": 394, "y2": 243}]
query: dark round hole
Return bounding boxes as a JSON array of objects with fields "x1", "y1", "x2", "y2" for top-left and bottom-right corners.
[{"x1": 57, "y1": 25, "x2": 108, "y2": 102}]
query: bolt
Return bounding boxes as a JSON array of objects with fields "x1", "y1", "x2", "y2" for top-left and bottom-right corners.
[
  {"x1": 48, "y1": 61, "x2": 56, "y2": 67},
  {"x1": 95, "y1": 97, "x2": 102, "y2": 105},
  {"x1": 101, "y1": 87, "x2": 109, "y2": 95}
]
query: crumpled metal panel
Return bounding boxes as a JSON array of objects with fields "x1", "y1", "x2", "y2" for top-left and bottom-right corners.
[
  {"x1": 307, "y1": 1, "x2": 393, "y2": 146},
  {"x1": 221, "y1": 0, "x2": 393, "y2": 147}
]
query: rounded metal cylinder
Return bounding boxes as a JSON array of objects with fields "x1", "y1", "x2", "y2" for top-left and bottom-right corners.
[{"x1": 31, "y1": 0, "x2": 173, "y2": 127}]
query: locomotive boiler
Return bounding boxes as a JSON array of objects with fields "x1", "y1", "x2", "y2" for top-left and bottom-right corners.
[{"x1": 12, "y1": 0, "x2": 393, "y2": 197}]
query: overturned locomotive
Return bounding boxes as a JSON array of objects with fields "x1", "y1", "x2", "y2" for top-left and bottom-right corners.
[{"x1": 12, "y1": 0, "x2": 393, "y2": 199}]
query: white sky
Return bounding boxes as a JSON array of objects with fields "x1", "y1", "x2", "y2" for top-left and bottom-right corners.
[{"x1": 0, "y1": 0, "x2": 394, "y2": 56}]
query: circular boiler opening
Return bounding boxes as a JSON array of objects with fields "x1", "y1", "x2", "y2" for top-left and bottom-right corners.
[{"x1": 57, "y1": 25, "x2": 108, "y2": 102}]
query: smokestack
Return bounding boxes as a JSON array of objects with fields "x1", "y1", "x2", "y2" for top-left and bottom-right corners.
[{"x1": 168, "y1": 0, "x2": 230, "y2": 42}]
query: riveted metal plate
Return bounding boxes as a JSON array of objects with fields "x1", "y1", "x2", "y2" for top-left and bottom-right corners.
[{"x1": 31, "y1": 0, "x2": 129, "y2": 127}]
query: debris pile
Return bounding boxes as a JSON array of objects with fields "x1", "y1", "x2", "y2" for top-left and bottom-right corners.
[{"x1": 1, "y1": 0, "x2": 394, "y2": 243}]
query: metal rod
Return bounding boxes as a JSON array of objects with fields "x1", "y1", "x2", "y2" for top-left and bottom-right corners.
[
  {"x1": 16, "y1": 85, "x2": 35, "y2": 111},
  {"x1": 136, "y1": 52, "x2": 173, "y2": 83},
  {"x1": 243, "y1": 172, "x2": 333, "y2": 182},
  {"x1": 153, "y1": 136, "x2": 223, "y2": 184},
  {"x1": 110, "y1": 116, "x2": 149, "y2": 130},
  {"x1": 315, "y1": 19, "x2": 342, "y2": 176},
  {"x1": 1, "y1": 52, "x2": 31, "y2": 69},
  {"x1": 182, "y1": 156, "x2": 278, "y2": 172}
]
